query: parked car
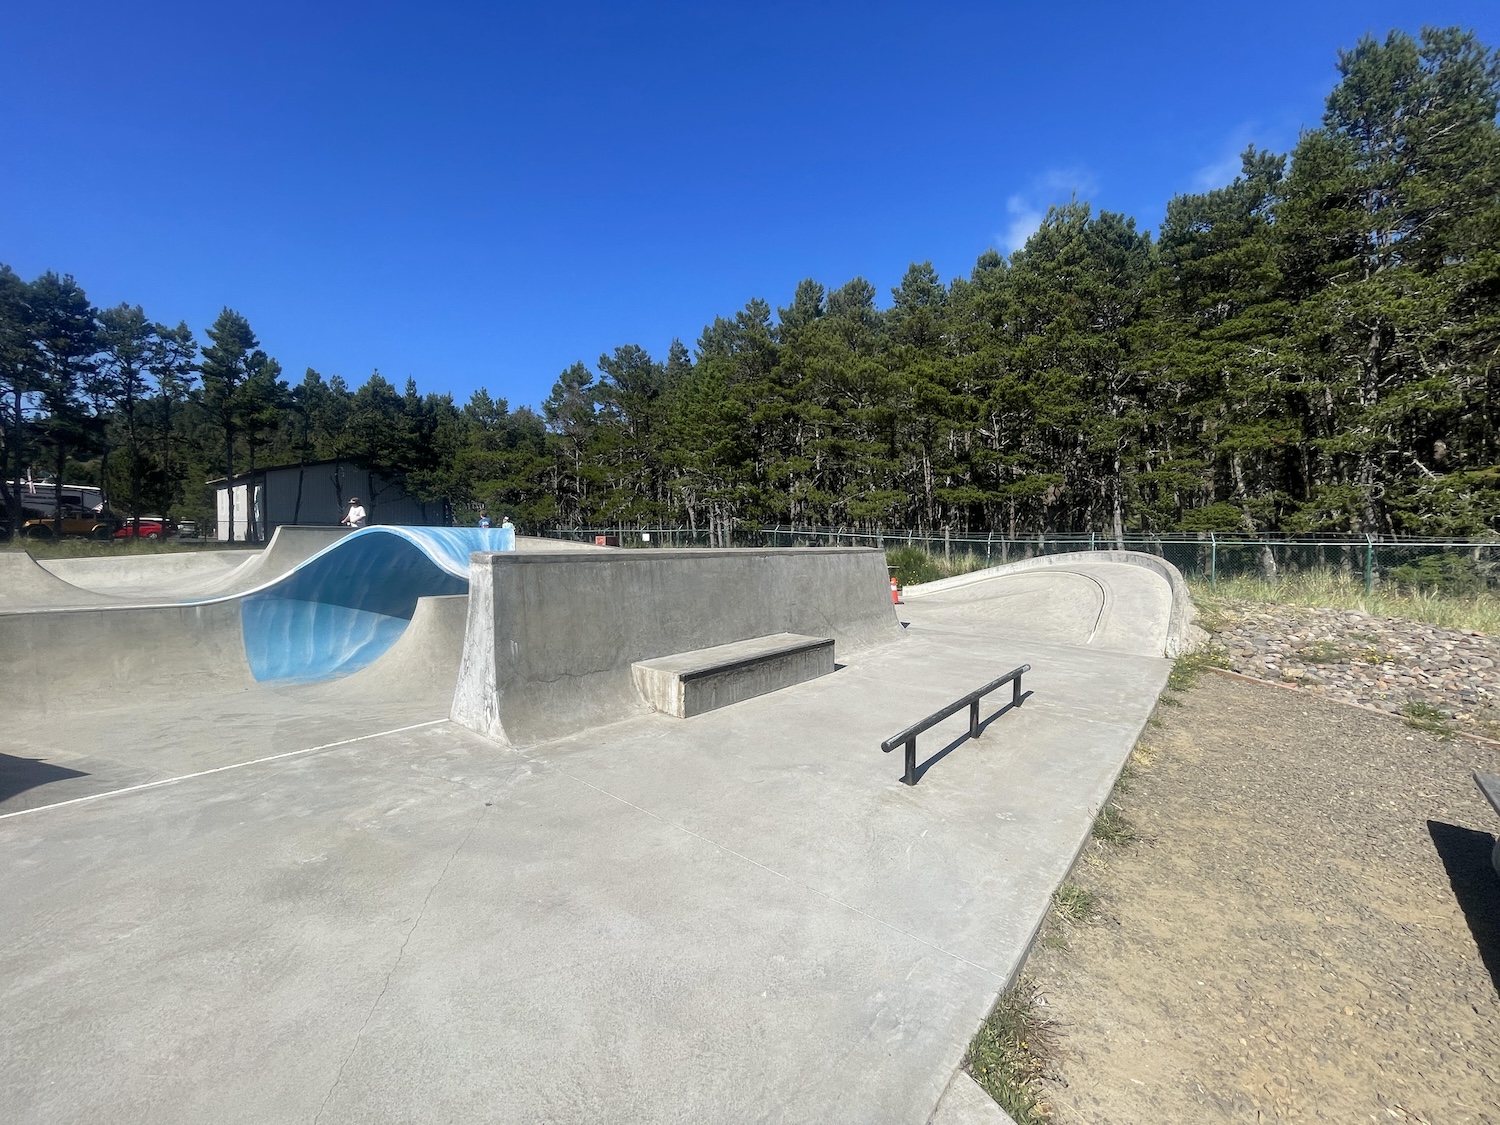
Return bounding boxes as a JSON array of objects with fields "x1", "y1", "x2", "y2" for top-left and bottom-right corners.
[
  {"x1": 114, "y1": 516, "x2": 176, "y2": 541},
  {"x1": 176, "y1": 519, "x2": 199, "y2": 539},
  {"x1": 21, "y1": 508, "x2": 120, "y2": 540}
]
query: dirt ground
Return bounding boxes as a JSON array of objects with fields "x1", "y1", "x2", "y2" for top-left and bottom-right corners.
[{"x1": 1027, "y1": 672, "x2": 1500, "y2": 1124}]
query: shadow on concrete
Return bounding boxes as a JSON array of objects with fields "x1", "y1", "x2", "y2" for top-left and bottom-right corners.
[
  {"x1": 1428, "y1": 819, "x2": 1500, "y2": 996},
  {"x1": 0, "y1": 753, "x2": 88, "y2": 806},
  {"x1": 912, "y1": 691, "x2": 1033, "y2": 783}
]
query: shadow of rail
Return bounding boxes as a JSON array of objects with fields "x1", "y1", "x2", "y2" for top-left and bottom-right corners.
[{"x1": 1428, "y1": 819, "x2": 1500, "y2": 997}]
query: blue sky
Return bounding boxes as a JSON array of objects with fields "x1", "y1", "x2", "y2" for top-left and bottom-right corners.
[{"x1": 4, "y1": 1, "x2": 1498, "y2": 411}]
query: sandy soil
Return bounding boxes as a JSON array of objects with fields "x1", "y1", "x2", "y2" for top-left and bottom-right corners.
[{"x1": 1027, "y1": 672, "x2": 1500, "y2": 1124}]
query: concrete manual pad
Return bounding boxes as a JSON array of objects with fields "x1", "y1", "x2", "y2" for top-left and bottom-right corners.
[{"x1": 0, "y1": 556, "x2": 1173, "y2": 1124}]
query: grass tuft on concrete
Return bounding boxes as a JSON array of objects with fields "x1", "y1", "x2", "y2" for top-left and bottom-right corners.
[{"x1": 963, "y1": 977, "x2": 1054, "y2": 1124}]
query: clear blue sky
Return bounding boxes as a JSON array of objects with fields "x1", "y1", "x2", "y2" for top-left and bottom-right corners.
[{"x1": 4, "y1": 1, "x2": 1498, "y2": 412}]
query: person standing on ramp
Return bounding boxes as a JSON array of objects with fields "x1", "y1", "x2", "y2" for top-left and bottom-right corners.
[{"x1": 341, "y1": 496, "x2": 368, "y2": 528}]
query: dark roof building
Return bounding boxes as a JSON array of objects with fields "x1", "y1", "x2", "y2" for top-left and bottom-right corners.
[{"x1": 209, "y1": 458, "x2": 449, "y2": 542}]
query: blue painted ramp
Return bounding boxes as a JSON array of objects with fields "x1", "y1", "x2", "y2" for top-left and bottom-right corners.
[{"x1": 231, "y1": 526, "x2": 511, "y2": 682}]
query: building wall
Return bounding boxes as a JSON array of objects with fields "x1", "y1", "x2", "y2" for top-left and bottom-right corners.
[{"x1": 214, "y1": 461, "x2": 446, "y2": 540}]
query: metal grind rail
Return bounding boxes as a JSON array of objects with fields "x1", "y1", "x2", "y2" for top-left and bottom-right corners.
[{"x1": 881, "y1": 664, "x2": 1031, "y2": 785}]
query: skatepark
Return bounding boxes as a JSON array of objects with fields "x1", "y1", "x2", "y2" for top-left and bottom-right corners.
[{"x1": 0, "y1": 531, "x2": 1191, "y2": 1123}]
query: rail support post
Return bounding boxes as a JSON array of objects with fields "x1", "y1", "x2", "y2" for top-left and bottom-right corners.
[
  {"x1": 903, "y1": 739, "x2": 917, "y2": 786},
  {"x1": 969, "y1": 698, "x2": 980, "y2": 738},
  {"x1": 1013, "y1": 671, "x2": 1023, "y2": 707}
]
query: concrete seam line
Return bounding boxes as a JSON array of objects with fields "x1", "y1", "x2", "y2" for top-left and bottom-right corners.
[
  {"x1": 517, "y1": 752, "x2": 1009, "y2": 983},
  {"x1": 0, "y1": 720, "x2": 449, "y2": 822},
  {"x1": 314, "y1": 798, "x2": 491, "y2": 1124}
]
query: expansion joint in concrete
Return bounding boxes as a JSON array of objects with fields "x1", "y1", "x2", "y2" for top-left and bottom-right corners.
[{"x1": 314, "y1": 798, "x2": 492, "y2": 1124}]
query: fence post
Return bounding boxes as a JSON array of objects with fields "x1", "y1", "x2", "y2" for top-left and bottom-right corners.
[
  {"x1": 1210, "y1": 533, "x2": 1217, "y2": 592},
  {"x1": 1364, "y1": 534, "x2": 1375, "y2": 595},
  {"x1": 944, "y1": 525, "x2": 951, "y2": 562},
  {"x1": 1090, "y1": 531, "x2": 1096, "y2": 554}
]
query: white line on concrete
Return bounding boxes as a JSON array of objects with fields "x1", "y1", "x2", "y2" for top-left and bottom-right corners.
[{"x1": 0, "y1": 720, "x2": 449, "y2": 822}]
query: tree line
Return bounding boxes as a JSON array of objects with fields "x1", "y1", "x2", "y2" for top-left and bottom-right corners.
[{"x1": 3, "y1": 27, "x2": 1498, "y2": 543}]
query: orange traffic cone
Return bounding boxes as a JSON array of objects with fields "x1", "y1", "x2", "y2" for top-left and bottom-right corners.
[{"x1": 890, "y1": 575, "x2": 901, "y2": 604}]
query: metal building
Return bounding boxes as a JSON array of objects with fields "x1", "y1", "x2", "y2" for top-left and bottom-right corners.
[{"x1": 208, "y1": 459, "x2": 449, "y2": 542}]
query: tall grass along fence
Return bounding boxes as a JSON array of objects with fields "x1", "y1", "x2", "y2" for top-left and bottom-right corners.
[{"x1": 543, "y1": 526, "x2": 1500, "y2": 595}]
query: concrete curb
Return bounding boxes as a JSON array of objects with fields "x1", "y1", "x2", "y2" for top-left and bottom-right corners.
[{"x1": 902, "y1": 550, "x2": 1202, "y2": 659}]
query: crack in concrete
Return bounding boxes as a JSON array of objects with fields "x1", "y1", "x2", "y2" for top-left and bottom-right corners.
[{"x1": 312, "y1": 799, "x2": 491, "y2": 1124}]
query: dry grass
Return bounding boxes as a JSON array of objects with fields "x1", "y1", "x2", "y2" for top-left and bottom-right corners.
[
  {"x1": 0, "y1": 538, "x2": 222, "y2": 560},
  {"x1": 1192, "y1": 570, "x2": 1500, "y2": 635}
]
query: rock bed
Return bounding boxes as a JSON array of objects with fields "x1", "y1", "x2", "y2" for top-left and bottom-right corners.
[{"x1": 1208, "y1": 602, "x2": 1500, "y2": 739}]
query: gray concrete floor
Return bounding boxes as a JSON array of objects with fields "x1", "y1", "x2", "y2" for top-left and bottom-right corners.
[{"x1": 1, "y1": 567, "x2": 1171, "y2": 1124}]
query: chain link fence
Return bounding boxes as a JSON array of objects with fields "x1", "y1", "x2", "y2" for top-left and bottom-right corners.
[{"x1": 543, "y1": 526, "x2": 1500, "y2": 594}]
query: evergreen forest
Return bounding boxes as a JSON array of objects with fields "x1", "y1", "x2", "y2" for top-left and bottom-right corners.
[{"x1": 3, "y1": 27, "x2": 1499, "y2": 543}]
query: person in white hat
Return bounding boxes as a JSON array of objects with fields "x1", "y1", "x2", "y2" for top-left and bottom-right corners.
[{"x1": 341, "y1": 496, "x2": 368, "y2": 528}]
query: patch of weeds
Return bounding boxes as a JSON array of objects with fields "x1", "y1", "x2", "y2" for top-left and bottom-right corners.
[
  {"x1": 1297, "y1": 640, "x2": 1390, "y2": 665},
  {"x1": 963, "y1": 977, "x2": 1054, "y2": 1124},
  {"x1": 1402, "y1": 701, "x2": 1455, "y2": 739},
  {"x1": 1091, "y1": 804, "x2": 1137, "y2": 848},
  {"x1": 1111, "y1": 762, "x2": 1136, "y2": 795},
  {"x1": 1165, "y1": 648, "x2": 1228, "y2": 695},
  {"x1": 1131, "y1": 741, "x2": 1157, "y2": 768},
  {"x1": 1051, "y1": 882, "x2": 1098, "y2": 926},
  {"x1": 1296, "y1": 640, "x2": 1354, "y2": 664},
  {"x1": 1039, "y1": 927, "x2": 1071, "y2": 951}
]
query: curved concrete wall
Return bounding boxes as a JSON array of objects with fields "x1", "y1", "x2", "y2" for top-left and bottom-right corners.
[
  {"x1": 451, "y1": 547, "x2": 903, "y2": 747},
  {"x1": 903, "y1": 549, "x2": 1201, "y2": 657}
]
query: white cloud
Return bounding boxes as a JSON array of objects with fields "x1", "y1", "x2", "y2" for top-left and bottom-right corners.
[
  {"x1": 1191, "y1": 124, "x2": 1258, "y2": 190},
  {"x1": 996, "y1": 169, "x2": 1096, "y2": 255},
  {"x1": 1001, "y1": 195, "x2": 1044, "y2": 254}
]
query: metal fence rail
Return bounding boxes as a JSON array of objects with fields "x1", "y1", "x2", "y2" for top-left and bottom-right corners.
[
  {"x1": 879, "y1": 664, "x2": 1031, "y2": 786},
  {"x1": 544, "y1": 526, "x2": 1500, "y2": 594}
]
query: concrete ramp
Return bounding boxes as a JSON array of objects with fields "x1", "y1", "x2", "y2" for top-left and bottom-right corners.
[
  {"x1": 904, "y1": 550, "x2": 1196, "y2": 657},
  {"x1": 0, "y1": 551, "x2": 116, "y2": 611},
  {"x1": 36, "y1": 549, "x2": 246, "y2": 597},
  {"x1": 313, "y1": 594, "x2": 470, "y2": 710},
  {"x1": 451, "y1": 547, "x2": 902, "y2": 746}
]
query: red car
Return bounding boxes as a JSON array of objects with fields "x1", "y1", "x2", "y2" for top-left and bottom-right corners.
[{"x1": 114, "y1": 516, "x2": 176, "y2": 540}]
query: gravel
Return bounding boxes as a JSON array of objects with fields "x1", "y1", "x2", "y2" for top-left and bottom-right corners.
[
  {"x1": 1024, "y1": 672, "x2": 1500, "y2": 1124},
  {"x1": 1208, "y1": 602, "x2": 1500, "y2": 739}
]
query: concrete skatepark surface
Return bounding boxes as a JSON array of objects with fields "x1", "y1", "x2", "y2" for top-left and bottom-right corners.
[{"x1": 0, "y1": 545, "x2": 1180, "y2": 1124}]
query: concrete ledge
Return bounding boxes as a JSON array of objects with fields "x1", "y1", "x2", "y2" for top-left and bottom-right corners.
[
  {"x1": 451, "y1": 547, "x2": 902, "y2": 746},
  {"x1": 632, "y1": 632, "x2": 834, "y2": 718}
]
